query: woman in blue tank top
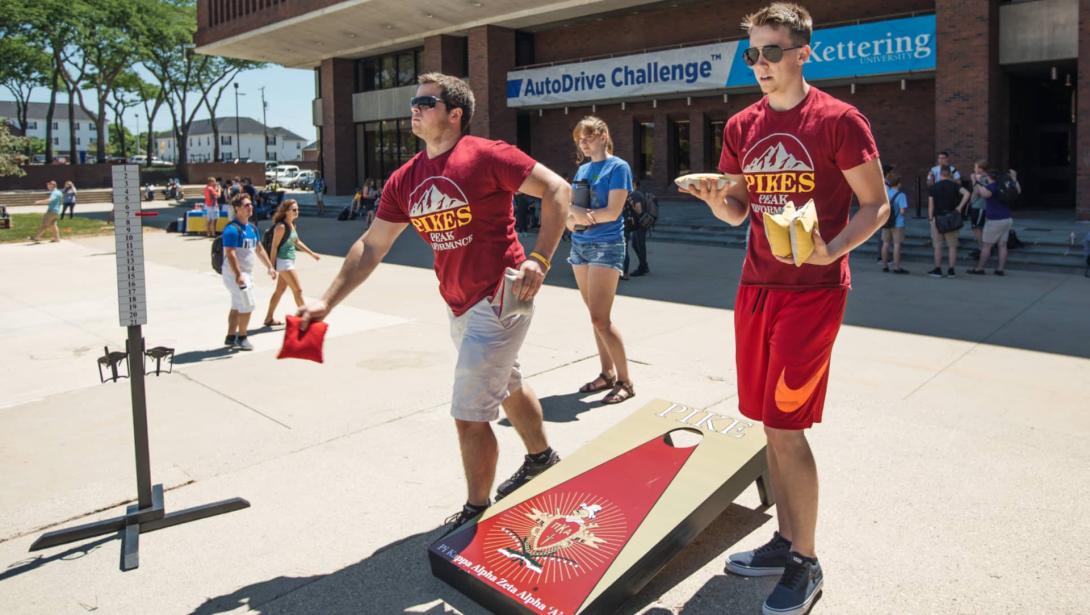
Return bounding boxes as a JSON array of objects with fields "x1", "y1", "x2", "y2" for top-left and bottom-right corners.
[{"x1": 567, "y1": 116, "x2": 635, "y2": 404}]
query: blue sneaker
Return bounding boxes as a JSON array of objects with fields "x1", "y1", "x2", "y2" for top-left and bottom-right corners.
[
  {"x1": 763, "y1": 551, "x2": 823, "y2": 615},
  {"x1": 727, "y1": 531, "x2": 791, "y2": 577}
]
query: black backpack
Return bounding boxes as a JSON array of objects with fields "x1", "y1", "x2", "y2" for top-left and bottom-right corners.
[
  {"x1": 637, "y1": 192, "x2": 659, "y2": 230},
  {"x1": 995, "y1": 174, "x2": 1019, "y2": 205},
  {"x1": 884, "y1": 190, "x2": 903, "y2": 229},
  {"x1": 262, "y1": 221, "x2": 290, "y2": 256},
  {"x1": 211, "y1": 220, "x2": 245, "y2": 274}
]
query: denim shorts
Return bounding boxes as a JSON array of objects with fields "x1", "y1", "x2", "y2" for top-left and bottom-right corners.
[{"x1": 567, "y1": 240, "x2": 626, "y2": 273}]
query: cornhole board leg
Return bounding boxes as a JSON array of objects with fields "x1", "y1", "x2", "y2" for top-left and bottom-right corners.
[{"x1": 430, "y1": 399, "x2": 770, "y2": 615}]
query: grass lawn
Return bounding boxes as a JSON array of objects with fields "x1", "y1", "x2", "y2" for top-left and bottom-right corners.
[{"x1": 0, "y1": 214, "x2": 114, "y2": 243}]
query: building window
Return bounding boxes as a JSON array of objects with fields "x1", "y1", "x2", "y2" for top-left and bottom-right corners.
[
  {"x1": 672, "y1": 120, "x2": 691, "y2": 177},
  {"x1": 76, "y1": 137, "x2": 81, "y2": 145},
  {"x1": 268, "y1": 151, "x2": 277, "y2": 161},
  {"x1": 356, "y1": 118, "x2": 421, "y2": 185},
  {"x1": 355, "y1": 48, "x2": 423, "y2": 93},
  {"x1": 53, "y1": 121, "x2": 58, "y2": 130},
  {"x1": 53, "y1": 137, "x2": 59, "y2": 145},
  {"x1": 637, "y1": 122, "x2": 655, "y2": 179},
  {"x1": 266, "y1": 135, "x2": 276, "y2": 145},
  {"x1": 28, "y1": 121, "x2": 37, "y2": 130},
  {"x1": 708, "y1": 120, "x2": 725, "y2": 171},
  {"x1": 221, "y1": 135, "x2": 232, "y2": 145}
]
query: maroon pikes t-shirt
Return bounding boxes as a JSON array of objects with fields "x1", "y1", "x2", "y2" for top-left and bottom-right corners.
[
  {"x1": 719, "y1": 86, "x2": 879, "y2": 289},
  {"x1": 377, "y1": 135, "x2": 536, "y2": 316}
]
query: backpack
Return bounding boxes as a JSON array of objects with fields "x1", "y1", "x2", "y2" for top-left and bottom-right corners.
[
  {"x1": 995, "y1": 174, "x2": 1019, "y2": 205},
  {"x1": 262, "y1": 221, "x2": 290, "y2": 256},
  {"x1": 637, "y1": 192, "x2": 659, "y2": 230},
  {"x1": 211, "y1": 220, "x2": 245, "y2": 274},
  {"x1": 337, "y1": 206, "x2": 351, "y2": 221},
  {"x1": 884, "y1": 190, "x2": 903, "y2": 229}
]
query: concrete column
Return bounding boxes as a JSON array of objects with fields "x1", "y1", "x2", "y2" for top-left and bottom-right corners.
[
  {"x1": 318, "y1": 58, "x2": 355, "y2": 196},
  {"x1": 467, "y1": 26, "x2": 517, "y2": 143},
  {"x1": 1078, "y1": 0, "x2": 1090, "y2": 219},
  {"x1": 935, "y1": 0, "x2": 1001, "y2": 169},
  {"x1": 423, "y1": 35, "x2": 467, "y2": 77}
]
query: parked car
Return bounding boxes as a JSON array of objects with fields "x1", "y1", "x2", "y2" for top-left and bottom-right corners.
[
  {"x1": 289, "y1": 170, "x2": 315, "y2": 189},
  {"x1": 273, "y1": 164, "x2": 301, "y2": 185},
  {"x1": 128, "y1": 155, "x2": 147, "y2": 165},
  {"x1": 264, "y1": 161, "x2": 280, "y2": 183}
]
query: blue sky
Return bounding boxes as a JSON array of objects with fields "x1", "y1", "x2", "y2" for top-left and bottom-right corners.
[{"x1": 26, "y1": 65, "x2": 318, "y2": 143}]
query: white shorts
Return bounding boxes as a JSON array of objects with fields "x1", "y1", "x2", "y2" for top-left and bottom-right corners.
[
  {"x1": 982, "y1": 217, "x2": 1013, "y2": 245},
  {"x1": 206, "y1": 206, "x2": 220, "y2": 220},
  {"x1": 223, "y1": 271, "x2": 255, "y2": 313},
  {"x1": 448, "y1": 298, "x2": 533, "y2": 422},
  {"x1": 275, "y1": 258, "x2": 295, "y2": 272}
]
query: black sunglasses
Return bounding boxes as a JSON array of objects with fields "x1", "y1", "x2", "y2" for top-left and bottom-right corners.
[
  {"x1": 409, "y1": 95, "x2": 446, "y2": 110},
  {"x1": 743, "y1": 45, "x2": 803, "y2": 66}
]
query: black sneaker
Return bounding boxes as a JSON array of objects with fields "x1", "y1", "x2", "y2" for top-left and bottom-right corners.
[
  {"x1": 727, "y1": 531, "x2": 792, "y2": 577},
  {"x1": 892, "y1": 268, "x2": 909, "y2": 275},
  {"x1": 442, "y1": 502, "x2": 489, "y2": 534},
  {"x1": 763, "y1": 552, "x2": 823, "y2": 615},
  {"x1": 967, "y1": 268, "x2": 985, "y2": 275},
  {"x1": 994, "y1": 270, "x2": 1006, "y2": 276},
  {"x1": 947, "y1": 267, "x2": 956, "y2": 277},
  {"x1": 631, "y1": 268, "x2": 649, "y2": 277},
  {"x1": 495, "y1": 449, "x2": 560, "y2": 501},
  {"x1": 881, "y1": 265, "x2": 890, "y2": 272},
  {"x1": 927, "y1": 267, "x2": 943, "y2": 278},
  {"x1": 224, "y1": 334, "x2": 237, "y2": 348}
]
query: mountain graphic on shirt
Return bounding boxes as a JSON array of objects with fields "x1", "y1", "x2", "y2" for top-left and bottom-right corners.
[
  {"x1": 409, "y1": 177, "x2": 470, "y2": 217},
  {"x1": 744, "y1": 142, "x2": 814, "y2": 173}
]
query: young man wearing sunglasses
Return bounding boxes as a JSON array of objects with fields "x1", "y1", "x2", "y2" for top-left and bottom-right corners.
[
  {"x1": 681, "y1": 3, "x2": 890, "y2": 614},
  {"x1": 298, "y1": 72, "x2": 571, "y2": 531}
]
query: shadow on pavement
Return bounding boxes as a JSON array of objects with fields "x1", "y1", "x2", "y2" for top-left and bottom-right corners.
[
  {"x1": 0, "y1": 535, "x2": 116, "y2": 582},
  {"x1": 188, "y1": 503, "x2": 771, "y2": 615},
  {"x1": 173, "y1": 347, "x2": 237, "y2": 365},
  {"x1": 500, "y1": 391, "x2": 601, "y2": 427}
]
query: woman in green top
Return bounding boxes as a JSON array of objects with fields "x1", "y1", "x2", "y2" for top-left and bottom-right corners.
[{"x1": 263, "y1": 199, "x2": 320, "y2": 326}]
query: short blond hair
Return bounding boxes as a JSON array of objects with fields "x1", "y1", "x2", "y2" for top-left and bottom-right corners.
[
  {"x1": 742, "y1": 3, "x2": 813, "y2": 46},
  {"x1": 571, "y1": 116, "x2": 614, "y2": 162}
]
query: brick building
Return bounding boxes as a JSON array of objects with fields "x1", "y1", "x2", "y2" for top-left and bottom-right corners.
[{"x1": 195, "y1": 0, "x2": 1090, "y2": 219}]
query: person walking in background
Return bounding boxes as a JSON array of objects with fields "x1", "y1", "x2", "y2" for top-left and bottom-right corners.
[
  {"x1": 622, "y1": 180, "x2": 651, "y2": 279},
  {"x1": 927, "y1": 165, "x2": 970, "y2": 277},
  {"x1": 29, "y1": 180, "x2": 63, "y2": 243},
  {"x1": 312, "y1": 172, "x2": 326, "y2": 217},
  {"x1": 203, "y1": 176, "x2": 221, "y2": 238},
  {"x1": 60, "y1": 181, "x2": 77, "y2": 220},
  {"x1": 263, "y1": 199, "x2": 320, "y2": 327},
  {"x1": 568, "y1": 116, "x2": 636, "y2": 405},
  {"x1": 880, "y1": 172, "x2": 909, "y2": 273},
  {"x1": 222, "y1": 194, "x2": 277, "y2": 350},
  {"x1": 361, "y1": 178, "x2": 378, "y2": 228},
  {"x1": 968, "y1": 168, "x2": 1020, "y2": 276}
]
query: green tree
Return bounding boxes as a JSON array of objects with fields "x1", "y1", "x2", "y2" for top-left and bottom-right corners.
[
  {"x1": 107, "y1": 124, "x2": 138, "y2": 158},
  {"x1": 0, "y1": 35, "x2": 50, "y2": 136},
  {"x1": 0, "y1": 122, "x2": 29, "y2": 177}
]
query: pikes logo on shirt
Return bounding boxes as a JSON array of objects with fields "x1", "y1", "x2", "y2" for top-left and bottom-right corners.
[
  {"x1": 483, "y1": 491, "x2": 626, "y2": 584},
  {"x1": 742, "y1": 133, "x2": 816, "y2": 213},
  {"x1": 408, "y1": 176, "x2": 474, "y2": 251}
]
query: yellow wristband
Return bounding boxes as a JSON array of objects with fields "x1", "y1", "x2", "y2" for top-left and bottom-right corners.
[{"x1": 528, "y1": 251, "x2": 551, "y2": 270}]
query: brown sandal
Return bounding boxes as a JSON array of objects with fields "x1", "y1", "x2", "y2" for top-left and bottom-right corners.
[
  {"x1": 579, "y1": 372, "x2": 616, "y2": 393},
  {"x1": 601, "y1": 381, "x2": 635, "y2": 405}
]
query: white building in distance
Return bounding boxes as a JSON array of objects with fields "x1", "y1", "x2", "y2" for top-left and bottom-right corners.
[
  {"x1": 0, "y1": 101, "x2": 110, "y2": 162},
  {"x1": 157, "y1": 117, "x2": 306, "y2": 163}
]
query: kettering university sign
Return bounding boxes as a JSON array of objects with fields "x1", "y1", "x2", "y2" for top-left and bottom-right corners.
[{"x1": 507, "y1": 15, "x2": 935, "y2": 107}]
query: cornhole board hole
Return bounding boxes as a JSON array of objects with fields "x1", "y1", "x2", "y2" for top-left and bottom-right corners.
[{"x1": 429, "y1": 398, "x2": 772, "y2": 615}]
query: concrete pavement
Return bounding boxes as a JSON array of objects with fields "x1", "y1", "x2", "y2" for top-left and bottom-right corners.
[{"x1": 0, "y1": 215, "x2": 1088, "y2": 614}]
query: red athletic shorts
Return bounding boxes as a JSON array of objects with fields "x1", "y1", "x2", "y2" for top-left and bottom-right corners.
[{"x1": 734, "y1": 286, "x2": 848, "y2": 430}]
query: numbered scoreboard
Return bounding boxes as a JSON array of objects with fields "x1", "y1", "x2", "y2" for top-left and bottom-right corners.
[{"x1": 112, "y1": 165, "x2": 146, "y2": 327}]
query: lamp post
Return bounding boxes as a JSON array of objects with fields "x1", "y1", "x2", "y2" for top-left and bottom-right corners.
[
  {"x1": 233, "y1": 82, "x2": 242, "y2": 162},
  {"x1": 260, "y1": 86, "x2": 269, "y2": 163},
  {"x1": 133, "y1": 112, "x2": 140, "y2": 162}
]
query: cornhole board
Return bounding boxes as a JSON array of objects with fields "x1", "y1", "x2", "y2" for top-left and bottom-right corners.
[{"x1": 429, "y1": 398, "x2": 772, "y2": 615}]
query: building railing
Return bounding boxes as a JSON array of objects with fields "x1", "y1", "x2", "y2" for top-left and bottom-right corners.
[{"x1": 207, "y1": 0, "x2": 286, "y2": 29}]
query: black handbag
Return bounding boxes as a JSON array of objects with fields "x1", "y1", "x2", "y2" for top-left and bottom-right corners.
[{"x1": 935, "y1": 210, "x2": 964, "y2": 233}]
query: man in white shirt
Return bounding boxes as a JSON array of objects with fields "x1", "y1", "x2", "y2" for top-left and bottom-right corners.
[{"x1": 927, "y1": 151, "x2": 961, "y2": 186}]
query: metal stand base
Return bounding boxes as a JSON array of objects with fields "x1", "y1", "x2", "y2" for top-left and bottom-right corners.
[{"x1": 29, "y1": 484, "x2": 249, "y2": 571}]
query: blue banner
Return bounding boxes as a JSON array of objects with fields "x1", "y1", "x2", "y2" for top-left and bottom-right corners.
[{"x1": 726, "y1": 15, "x2": 935, "y2": 87}]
